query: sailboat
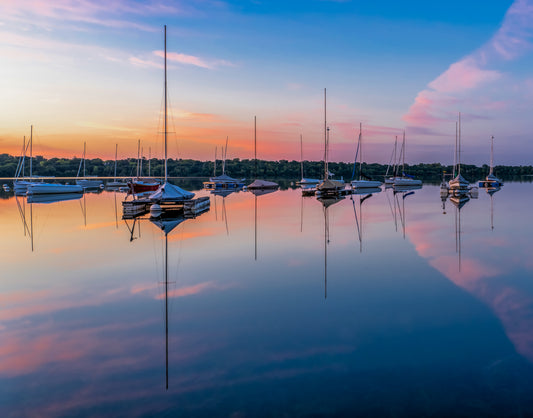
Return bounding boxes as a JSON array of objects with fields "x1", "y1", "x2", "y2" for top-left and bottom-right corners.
[
  {"x1": 351, "y1": 123, "x2": 383, "y2": 189},
  {"x1": 107, "y1": 144, "x2": 128, "y2": 188},
  {"x1": 448, "y1": 114, "x2": 470, "y2": 192},
  {"x1": 316, "y1": 88, "x2": 345, "y2": 196},
  {"x1": 296, "y1": 134, "x2": 320, "y2": 186},
  {"x1": 392, "y1": 131, "x2": 422, "y2": 187},
  {"x1": 384, "y1": 136, "x2": 398, "y2": 185},
  {"x1": 247, "y1": 116, "x2": 278, "y2": 190},
  {"x1": 76, "y1": 142, "x2": 103, "y2": 189},
  {"x1": 129, "y1": 139, "x2": 160, "y2": 194},
  {"x1": 478, "y1": 136, "x2": 503, "y2": 188},
  {"x1": 203, "y1": 137, "x2": 245, "y2": 189},
  {"x1": 14, "y1": 127, "x2": 36, "y2": 194},
  {"x1": 149, "y1": 25, "x2": 195, "y2": 205}
]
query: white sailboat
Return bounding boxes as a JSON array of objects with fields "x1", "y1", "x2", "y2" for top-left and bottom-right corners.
[
  {"x1": 76, "y1": 142, "x2": 104, "y2": 189},
  {"x1": 296, "y1": 134, "x2": 320, "y2": 186},
  {"x1": 448, "y1": 114, "x2": 470, "y2": 191},
  {"x1": 317, "y1": 88, "x2": 345, "y2": 196},
  {"x1": 392, "y1": 131, "x2": 422, "y2": 187},
  {"x1": 478, "y1": 135, "x2": 503, "y2": 188},
  {"x1": 351, "y1": 123, "x2": 383, "y2": 189},
  {"x1": 107, "y1": 144, "x2": 128, "y2": 188},
  {"x1": 149, "y1": 25, "x2": 195, "y2": 205},
  {"x1": 204, "y1": 137, "x2": 245, "y2": 189},
  {"x1": 384, "y1": 136, "x2": 398, "y2": 185},
  {"x1": 14, "y1": 127, "x2": 36, "y2": 194},
  {"x1": 247, "y1": 116, "x2": 279, "y2": 190}
]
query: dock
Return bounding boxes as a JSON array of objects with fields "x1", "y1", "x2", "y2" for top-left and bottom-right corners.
[{"x1": 122, "y1": 196, "x2": 210, "y2": 219}]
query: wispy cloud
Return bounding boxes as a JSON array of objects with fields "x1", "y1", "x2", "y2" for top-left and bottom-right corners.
[
  {"x1": 403, "y1": 0, "x2": 533, "y2": 128},
  {"x1": 153, "y1": 50, "x2": 236, "y2": 70}
]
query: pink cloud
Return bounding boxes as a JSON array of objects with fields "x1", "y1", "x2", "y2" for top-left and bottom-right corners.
[{"x1": 403, "y1": 0, "x2": 533, "y2": 128}]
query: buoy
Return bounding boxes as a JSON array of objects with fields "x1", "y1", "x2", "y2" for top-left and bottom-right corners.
[{"x1": 150, "y1": 203, "x2": 162, "y2": 217}]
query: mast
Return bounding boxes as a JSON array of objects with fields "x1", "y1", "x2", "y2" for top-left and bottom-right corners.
[
  {"x1": 136, "y1": 139, "x2": 140, "y2": 179},
  {"x1": 83, "y1": 141, "x2": 86, "y2": 177},
  {"x1": 254, "y1": 116, "x2": 257, "y2": 179},
  {"x1": 30, "y1": 125, "x2": 33, "y2": 179},
  {"x1": 453, "y1": 121, "x2": 458, "y2": 178},
  {"x1": 393, "y1": 136, "x2": 399, "y2": 178},
  {"x1": 489, "y1": 135, "x2": 494, "y2": 176},
  {"x1": 114, "y1": 143, "x2": 118, "y2": 181},
  {"x1": 149, "y1": 146, "x2": 151, "y2": 177},
  {"x1": 359, "y1": 123, "x2": 363, "y2": 180},
  {"x1": 213, "y1": 146, "x2": 217, "y2": 177},
  {"x1": 401, "y1": 131, "x2": 405, "y2": 175},
  {"x1": 458, "y1": 112, "x2": 461, "y2": 177},
  {"x1": 222, "y1": 136, "x2": 228, "y2": 175},
  {"x1": 164, "y1": 24, "x2": 168, "y2": 183},
  {"x1": 324, "y1": 88, "x2": 327, "y2": 180},
  {"x1": 300, "y1": 134, "x2": 303, "y2": 181}
]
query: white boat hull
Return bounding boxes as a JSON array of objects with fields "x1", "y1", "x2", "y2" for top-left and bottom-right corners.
[
  {"x1": 351, "y1": 180, "x2": 383, "y2": 189},
  {"x1": 392, "y1": 177, "x2": 422, "y2": 186},
  {"x1": 77, "y1": 179, "x2": 104, "y2": 189}
]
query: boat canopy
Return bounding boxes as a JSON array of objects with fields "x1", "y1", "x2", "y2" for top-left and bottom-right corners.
[
  {"x1": 209, "y1": 174, "x2": 243, "y2": 183},
  {"x1": 247, "y1": 179, "x2": 278, "y2": 189},
  {"x1": 149, "y1": 182, "x2": 195, "y2": 202}
]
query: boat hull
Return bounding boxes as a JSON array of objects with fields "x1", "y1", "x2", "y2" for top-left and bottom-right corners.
[
  {"x1": 77, "y1": 179, "x2": 104, "y2": 189},
  {"x1": 351, "y1": 180, "x2": 383, "y2": 189}
]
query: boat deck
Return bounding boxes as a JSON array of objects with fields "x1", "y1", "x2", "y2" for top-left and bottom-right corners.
[{"x1": 122, "y1": 196, "x2": 210, "y2": 219}]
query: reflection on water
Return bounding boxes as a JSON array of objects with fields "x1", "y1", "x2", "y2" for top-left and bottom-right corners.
[{"x1": 2, "y1": 184, "x2": 533, "y2": 416}]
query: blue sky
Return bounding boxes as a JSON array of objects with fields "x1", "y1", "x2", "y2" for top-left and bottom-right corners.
[{"x1": 1, "y1": 0, "x2": 531, "y2": 165}]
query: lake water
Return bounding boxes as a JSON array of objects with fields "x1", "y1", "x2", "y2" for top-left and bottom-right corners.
[{"x1": 2, "y1": 183, "x2": 533, "y2": 417}]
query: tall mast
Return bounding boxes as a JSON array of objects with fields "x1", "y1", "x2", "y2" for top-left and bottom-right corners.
[
  {"x1": 164, "y1": 25, "x2": 168, "y2": 183},
  {"x1": 29, "y1": 125, "x2": 33, "y2": 179},
  {"x1": 149, "y1": 146, "x2": 151, "y2": 177},
  {"x1": 489, "y1": 135, "x2": 494, "y2": 175},
  {"x1": 254, "y1": 116, "x2": 257, "y2": 178},
  {"x1": 458, "y1": 112, "x2": 461, "y2": 177},
  {"x1": 300, "y1": 134, "x2": 303, "y2": 181},
  {"x1": 222, "y1": 136, "x2": 228, "y2": 175},
  {"x1": 359, "y1": 123, "x2": 363, "y2": 180},
  {"x1": 401, "y1": 131, "x2": 405, "y2": 175},
  {"x1": 136, "y1": 139, "x2": 140, "y2": 178},
  {"x1": 213, "y1": 146, "x2": 217, "y2": 177},
  {"x1": 324, "y1": 88, "x2": 327, "y2": 179},
  {"x1": 114, "y1": 143, "x2": 118, "y2": 181},
  {"x1": 83, "y1": 141, "x2": 86, "y2": 177},
  {"x1": 453, "y1": 121, "x2": 458, "y2": 178}
]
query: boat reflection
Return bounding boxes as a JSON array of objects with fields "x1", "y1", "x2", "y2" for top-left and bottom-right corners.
[
  {"x1": 317, "y1": 195, "x2": 345, "y2": 299},
  {"x1": 351, "y1": 192, "x2": 374, "y2": 253}
]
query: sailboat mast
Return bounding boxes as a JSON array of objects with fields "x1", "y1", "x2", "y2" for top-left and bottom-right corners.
[
  {"x1": 453, "y1": 121, "x2": 458, "y2": 178},
  {"x1": 254, "y1": 116, "x2": 257, "y2": 178},
  {"x1": 149, "y1": 146, "x2": 151, "y2": 177},
  {"x1": 359, "y1": 123, "x2": 363, "y2": 180},
  {"x1": 401, "y1": 131, "x2": 406, "y2": 175},
  {"x1": 300, "y1": 134, "x2": 303, "y2": 181},
  {"x1": 458, "y1": 112, "x2": 461, "y2": 177},
  {"x1": 30, "y1": 125, "x2": 33, "y2": 179},
  {"x1": 83, "y1": 141, "x2": 86, "y2": 177},
  {"x1": 324, "y1": 88, "x2": 327, "y2": 179},
  {"x1": 136, "y1": 139, "x2": 140, "y2": 178},
  {"x1": 222, "y1": 136, "x2": 228, "y2": 175},
  {"x1": 214, "y1": 146, "x2": 217, "y2": 177},
  {"x1": 490, "y1": 135, "x2": 494, "y2": 175},
  {"x1": 164, "y1": 25, "x2": 168, "y2": 183},
  {"x1": 114, "y1": 143, "x2": 118, "y2": 181}
]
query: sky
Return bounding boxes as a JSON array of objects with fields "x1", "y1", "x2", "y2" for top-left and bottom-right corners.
[{"x1": 1, "y1": 0, "x2": 532, "y2": 165}]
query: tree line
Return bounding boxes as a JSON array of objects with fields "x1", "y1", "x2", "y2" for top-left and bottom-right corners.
[{"x1": 1, "y1": 153, "x2": 532, "y2": 183}]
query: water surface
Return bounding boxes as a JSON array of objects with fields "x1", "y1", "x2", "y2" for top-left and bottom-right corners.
[{"x1": 2, "y1": 183, "x2": 533, "y2": 416}]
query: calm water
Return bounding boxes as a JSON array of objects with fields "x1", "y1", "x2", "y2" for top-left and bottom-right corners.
[{"x1": 2, "y1": 183, "x2": 533, "y2": 417}]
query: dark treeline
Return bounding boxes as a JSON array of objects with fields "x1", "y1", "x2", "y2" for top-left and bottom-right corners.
[{"x1": 1, "y1": 153, "x2": 533, "y2": 183}]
